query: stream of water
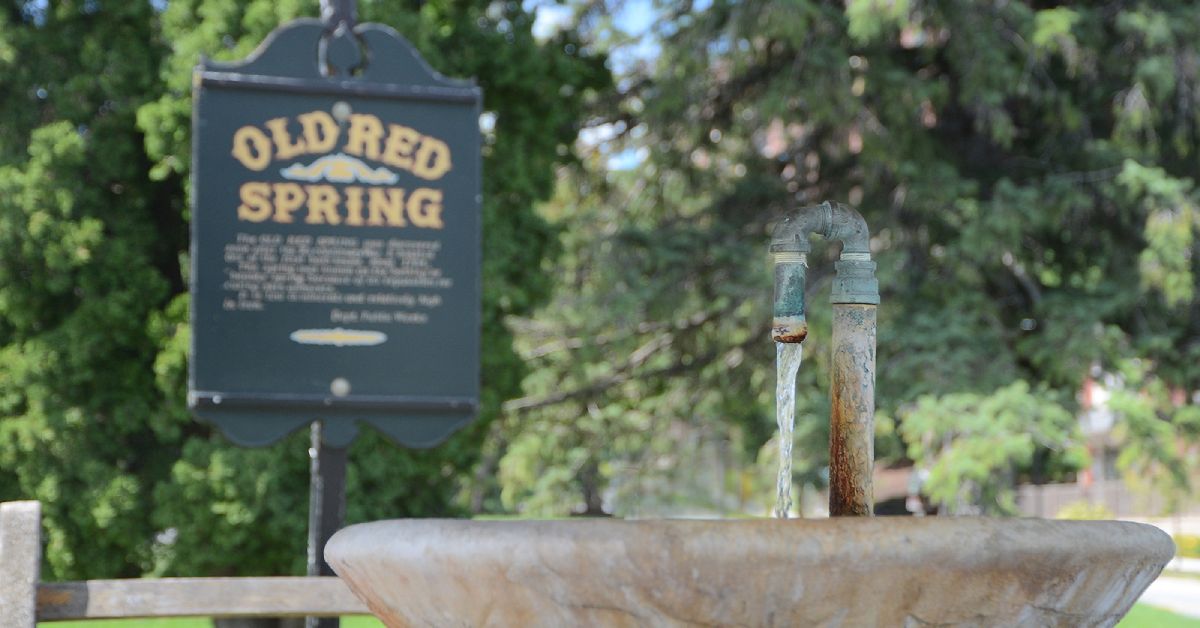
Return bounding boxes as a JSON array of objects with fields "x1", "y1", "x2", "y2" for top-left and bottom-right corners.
[{"x1": 774, "y1": 342, "x2": 803, "y2": 518}]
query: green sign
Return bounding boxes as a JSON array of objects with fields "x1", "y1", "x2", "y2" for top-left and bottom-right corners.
[{"x1": 189, "y1": 19, "x2": 481, "y2": 448}]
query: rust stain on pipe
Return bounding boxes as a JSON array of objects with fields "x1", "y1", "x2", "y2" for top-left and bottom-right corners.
[
  {"x1": 772, "y1": 317, "x2": 808, "y2": 343},
  {"x1": 829, "y1": 303, "x2": 876, "y2": 517}
]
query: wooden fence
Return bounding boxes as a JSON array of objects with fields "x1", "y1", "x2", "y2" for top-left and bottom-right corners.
[
  {"x1": 1016, "y1": 479, "x2": 1199, "y2": 519},
  {"x1": 0, "y1": 501, "x2": 370, "y2": 626}
]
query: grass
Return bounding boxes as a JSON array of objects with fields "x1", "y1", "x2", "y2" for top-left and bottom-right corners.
[
  {"x1": 39, "y1": 617, "x2": 384, "y2": 628},
  {"x1": 1118, "y1": 603, "x2": 1200, "y2": 627}
]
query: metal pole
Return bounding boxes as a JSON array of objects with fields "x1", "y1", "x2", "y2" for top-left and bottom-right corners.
[
  {"x1": 306, "y1": 421, "x2": 348, "y2": 628},
  {"x1": 829, "y1": 303, "x2": 876, "y2": 516},
  {"x1": 311, "y1": 9, "x2": 354, "y2": 627}
]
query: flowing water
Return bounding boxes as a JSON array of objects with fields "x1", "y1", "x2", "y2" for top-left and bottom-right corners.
[{"x1": 774, "y1": 342, "x2": 803, "y2": 518}]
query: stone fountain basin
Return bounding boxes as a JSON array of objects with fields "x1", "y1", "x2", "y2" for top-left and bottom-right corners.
[{"x1": 326, "y1": 517, "x2": 1173, "y2": 627}]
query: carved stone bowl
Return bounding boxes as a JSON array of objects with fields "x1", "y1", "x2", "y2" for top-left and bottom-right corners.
[{"x1": 326, "y1": 517, "x2": 1173, "y2": 627}]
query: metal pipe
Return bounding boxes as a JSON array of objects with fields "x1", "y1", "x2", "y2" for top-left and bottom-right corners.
[
  {"x1": 830, "y1": 302, "x2": 876, "y2": 516},
  {"x1": 769, "y1": 201, "x2": 879, "y2": 516},
  {"x1": 770, "y1": 200, "x2": 871, "y2": 258}
]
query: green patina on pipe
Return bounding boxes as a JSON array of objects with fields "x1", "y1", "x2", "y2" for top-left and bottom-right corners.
[
  {"x1": 832, "y1": 258, "x2": 879, "y2": 306},
  {"x1": 772, "y1": 254, "x2": 808, "y2": 343}
]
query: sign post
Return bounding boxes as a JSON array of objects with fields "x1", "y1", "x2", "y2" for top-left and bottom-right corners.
[
  {"x1": 189, "y1": 3, "x2": 482, "y2": 625},
  {"x1": 305, "y1": 422, "x2": 347, "y2": 628}
]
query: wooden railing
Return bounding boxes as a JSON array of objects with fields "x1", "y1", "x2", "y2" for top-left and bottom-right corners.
[
  {"x1": 1016, "y1": 479, "x2": 1200, "y2": 519},
  {"x1": 1, "y1": 501, "x2": 370, "y2": 626}
]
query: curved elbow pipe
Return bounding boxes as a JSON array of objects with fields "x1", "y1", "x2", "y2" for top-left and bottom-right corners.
[
  {"x1": 770, "y1": 201, "x2": 878, "y2": 343},
  {"x1": 827, "y1": 202, "x2": 871, "y2": 257}
]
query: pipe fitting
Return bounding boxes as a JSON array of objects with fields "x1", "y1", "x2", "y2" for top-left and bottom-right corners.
[
  {"x1": 769, "y1": 204, "x2": 828, "y2": 254},
  {"x1": 832, "y1": 259, "x2": 880, "y2": 305},
  {"x1": 770, "y1": 201, "x2": 872, "y2": 258},
  {"x1": 825, "y1": 202, "x2": 871, "y2": 257}
]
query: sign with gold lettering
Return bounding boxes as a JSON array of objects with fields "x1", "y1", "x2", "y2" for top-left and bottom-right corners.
[{"x1": 189, "y1": 18, "x2": 481, "y2": 448}]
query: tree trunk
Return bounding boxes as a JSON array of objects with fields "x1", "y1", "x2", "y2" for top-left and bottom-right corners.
[{"x1": 579, "y1": 460, "x2": 607, "y2": 516}]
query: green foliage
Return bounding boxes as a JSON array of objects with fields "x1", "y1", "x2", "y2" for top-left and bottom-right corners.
[
  {"x1": 496, "y1": 0, "x2": 1200, "y2": 516},
  {"x1": 1, "y1": 1, "x2": 605, "y2": 578},
  {"x1": 845, "y1": 0, "x2": 911, "y2": 44},
  {"x1": 1118, "y1": 160, "x2": 1197, "y2": 307},
  {"x1": 0, "y1": 2, "x2": 178, "y2": 576},
  {"x1": 1108, "y1": 359, "x2": 1200, "y2": 515},
  {"x1": 900, "y1": 381, "x2": 1085, "y2": 515},
  {"x1": 1031, "y1": 8, "x2": 1080, "y2": 56},
  {"x1": 4, "y1": 0, "x2": 1199, "y2": 572}
]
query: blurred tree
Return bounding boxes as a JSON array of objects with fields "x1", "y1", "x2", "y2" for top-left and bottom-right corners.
[
  {"x1": 1108, "y1": 358, "x2": 1200, "y2": 515},
  {"x1": 0, "y1": 0, "x2": 606, "y2": 578},
  {"x1": 495, "y1": 0, "x2": 1200, "y2": 516},
  {"x1": 0, "y1": 0, "x2": 176, "y2": 578},
  {"x1": 899, "y1": 381, "x2": 1085, "y2": 515}
]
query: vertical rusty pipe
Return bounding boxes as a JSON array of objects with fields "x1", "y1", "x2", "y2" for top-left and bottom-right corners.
[
  {"x1": 829, "y1": 257, "x2": 878, "y2": 516},
  {"x1": 829, "y1": 302, "x2": 877, "y2": 516}
]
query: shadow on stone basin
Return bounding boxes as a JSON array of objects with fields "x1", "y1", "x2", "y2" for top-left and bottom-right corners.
[{"x1": 326, "y1": 517, "x2": 1174, "y2": 627}]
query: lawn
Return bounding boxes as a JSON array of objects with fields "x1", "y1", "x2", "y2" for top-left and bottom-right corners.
[{"x1": 1118, "y1": 604, "x2": 1200, "y2": 627}]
